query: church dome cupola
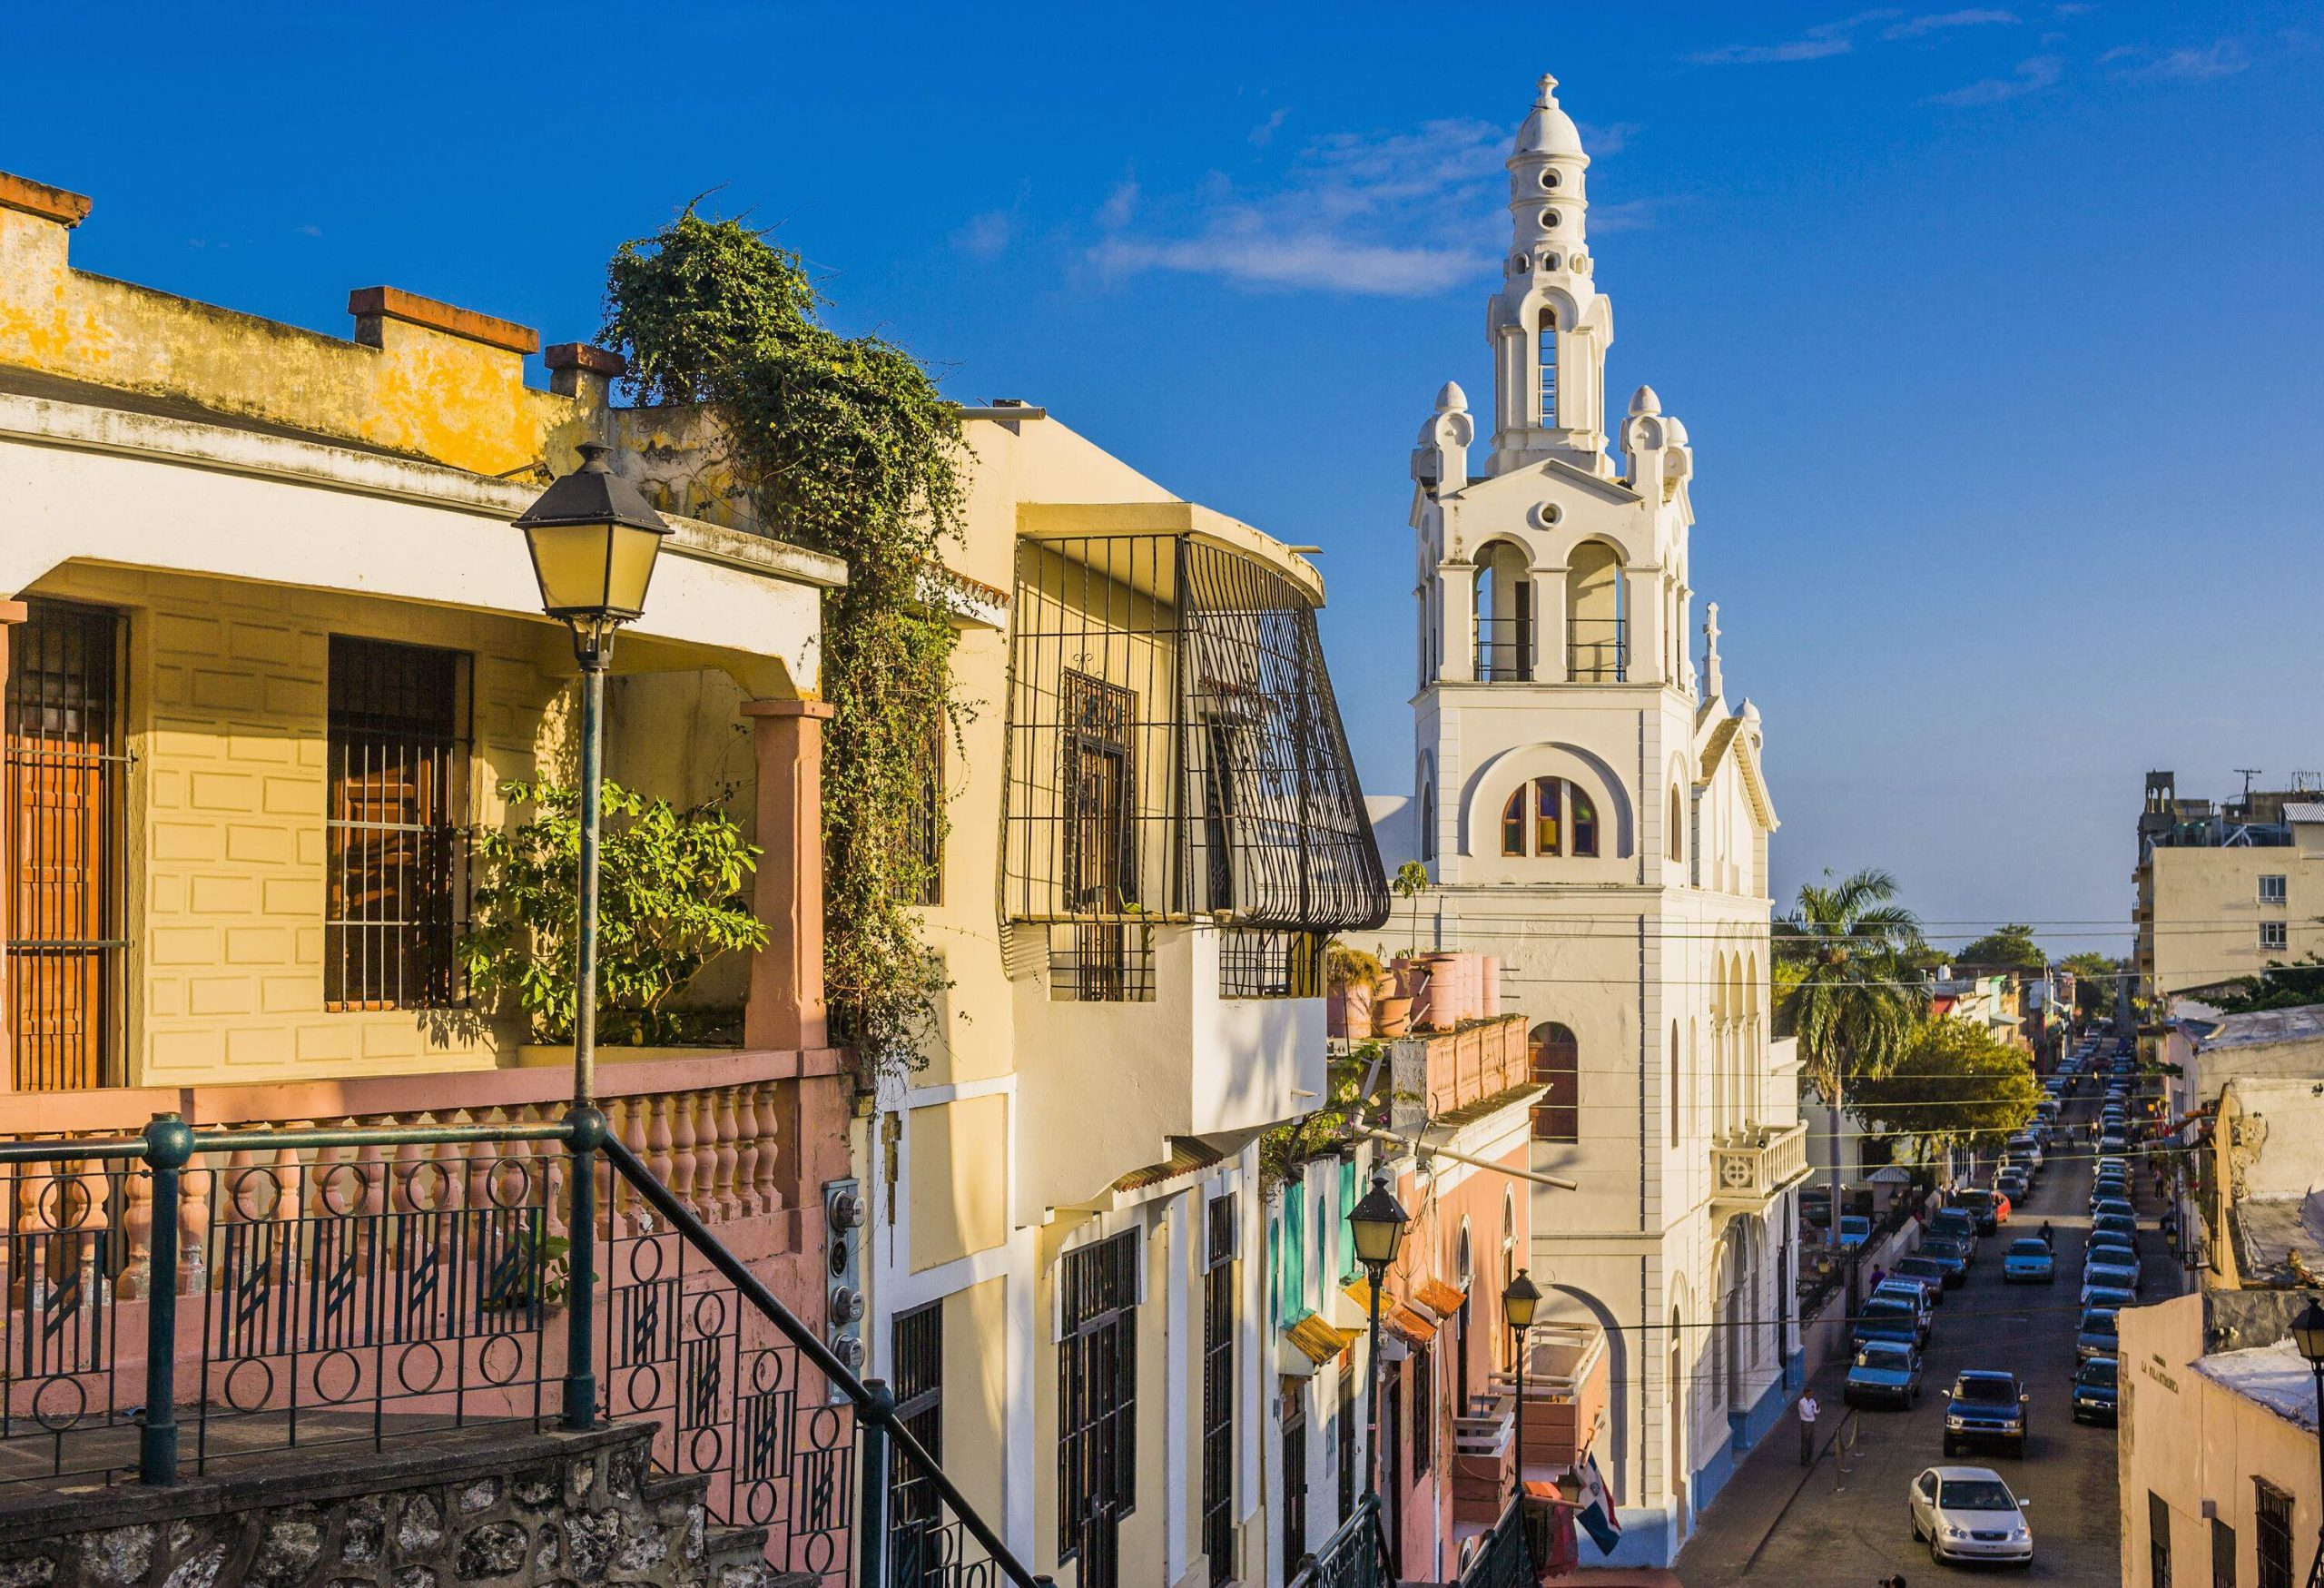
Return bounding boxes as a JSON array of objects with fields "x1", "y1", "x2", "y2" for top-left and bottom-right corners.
[{"x1": 1514, "y1": 74, "x2": 1587, "y2": 159}]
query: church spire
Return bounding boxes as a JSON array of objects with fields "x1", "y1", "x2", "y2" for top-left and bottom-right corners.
[{"x1": 1485, "y1": 74, "x2": 1615, "y2": 479}]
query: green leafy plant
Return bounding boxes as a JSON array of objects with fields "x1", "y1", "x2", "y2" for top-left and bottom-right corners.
[
  {"x1": 602, "y1": 207, "x2": 964, "y2": 1076},
  {"x1": 1324, "y1": 941, "x2": 1384, "y2": 991},
  {"x1": 1391, "y1": 861, "x2": 1431, "y2": 955},
  {"x1": 1847, "y1": 1016, "x2": 2042, "y2": 1156},
  {"x1": 481, "y1": 1228, "x2": 572, "y2": 1312},
  {"x1": 459, "y1": 778, "x2": 767, "y2": 1046},
  {"x1": 1260, "y1": 1047, "x2": 1389, "y2": 1189}
]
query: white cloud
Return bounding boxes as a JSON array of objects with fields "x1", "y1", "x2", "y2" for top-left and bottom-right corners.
[
  {"x1": 1249, "y1": 106, "x2": 1291, "y2": 147},
  {"x1": 1926, "y1": 52, "x2": 2064, "y2": 103},
  {"x1": 2107, "y1": 37, "x2": 2250, "y2": 80},
  {"x1": 1097, "y1": 179, "x2": 1141, "y2": 231},
  {"x1": 1885, "y1": 9, "x2": 2018, "y2": 40},
  {"x1": 953, "y1": 210, "x2": 1014, "y2": 261},
  {"x1": 1581, "y1": 120, "x2": 1643, "y2": 155},
  {"x1": 1092, "y1": 116, "x2": 1577, "y2": 296},
  {"x1": 1690, "y1": 11, "x2": 1898, "y2": 64}
]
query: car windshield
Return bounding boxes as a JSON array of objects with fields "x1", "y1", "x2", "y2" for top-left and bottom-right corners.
[
  {"x1": 2008, "y1": 1239, "x2": 2048, "y2": 1257},
  {"x1": 2088, "y1": 1263, "x2": 2136, "y2": 1278},
  {"x1": 2081, "y1": 1311, "x2": 2118, "y2": 1335},
  {"x1": 1956, "y1": 1191, "x2": 1992, "y2": 1209},
  {"x1": 1857, "y1": 1343, "x2": 1912, "y2": 1368},
  {"x1": 1937, "y1": 1478, "x2": 2019, "y2": 1511},
  {"x1": 1897, "y1": 1258, "x2": 1943, "y2": 1277},
  {"x1": 1865, "y1": 1299, "x2": 1913, "y2": 1318},
  {"x1": 2078, "y1": 1361, "x2": 2118, "y2": 1387},
  {"x1": 1923, "y1": 1238, "x2": 1968, "y2": 1259},
  {"x1": 1955, "y1": 1376, "x2": 2017, "y2": 1404}
]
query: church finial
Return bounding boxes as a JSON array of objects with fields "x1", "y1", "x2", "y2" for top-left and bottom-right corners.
[
  {"x1": 1537, "y1": 72, "x2": 1559, "y2": 100},
  {"x1": 1703, "y1": 602, "x2": 1724, "y2": 701}
]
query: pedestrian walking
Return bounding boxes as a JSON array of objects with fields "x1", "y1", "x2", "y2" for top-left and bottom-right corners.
[
  {"x1": 2039, "y1": 1220, "x2": 2053, "y2": 1249},
  {"x1": 1798, "y1": 1392, "x2": 1820, "y2": 1466}
]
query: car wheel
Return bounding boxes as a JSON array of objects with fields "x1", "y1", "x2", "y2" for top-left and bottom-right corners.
[{"x1": 1931, "y1": 1536, "x2": 1946, "y2": 1566}]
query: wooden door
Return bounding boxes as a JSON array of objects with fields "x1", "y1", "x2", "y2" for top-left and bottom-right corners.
[{"x1": 5, "y1": 600, "x2": 121, "y2": 1090}]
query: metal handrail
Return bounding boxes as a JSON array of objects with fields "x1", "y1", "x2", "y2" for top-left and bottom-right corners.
[
  {"x1": 601, "y1": 1132, "x2": 1048, "y2": 1588},
  {"x1": 1286, "y1": 1493, "x2": 1395, "y2": 1588}
]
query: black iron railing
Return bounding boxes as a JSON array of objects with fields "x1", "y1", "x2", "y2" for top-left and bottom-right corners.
[
  {"x1": 1472, "y1": 616, "x2": 1532, "y2": 683},
  {"x1": 1288, "y1": 1495, "x2": 1395, "y2": 1588},
  {"x1": 0, "y1": 1115, "x2": 1039, "y2": 1588},
  {"x1": 1457, "y1": 1495, "x2": 1535, "y2": 1588},
  {"x1": 1567, "y1": 618, "x2": 1627, "y2": 684}
]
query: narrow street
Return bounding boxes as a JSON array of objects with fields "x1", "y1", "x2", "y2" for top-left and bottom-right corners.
[{"x1": 1678, "y1": 1072, "x2": 2183, "y2": 1586}]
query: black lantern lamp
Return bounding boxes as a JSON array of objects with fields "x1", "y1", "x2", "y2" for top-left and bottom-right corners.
[
  {"x1": 1503, "y1": 1269, "x2": 1543, "y2": 1497},
  {"x1": 514, "y1": 441, "x2": 672, "y2": 663}
]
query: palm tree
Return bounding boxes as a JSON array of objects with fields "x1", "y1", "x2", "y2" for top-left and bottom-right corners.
[{"x1": 1776, "y1": 869, "x2": 1930, "y2": 1248}]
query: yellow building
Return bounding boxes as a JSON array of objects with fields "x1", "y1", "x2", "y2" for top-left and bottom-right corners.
[
  {"x1": 0, "y1": 171, "x2": 851, "y2": 1317},
  {"x1": 2134, "y1": 772, "x2": 2324, "y2": 999}
]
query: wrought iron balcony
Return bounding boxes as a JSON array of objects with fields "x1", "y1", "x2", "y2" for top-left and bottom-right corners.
[
  {"x1": 1472, "y1": 615, "x2": 1532, "y2": 682},
  {"x1": 1710, "y1": 1119, "x2": 1813, "y2": 1210},
  {"x1": 1566, "y1": 617, "x2": 1628, "y2": 683}
]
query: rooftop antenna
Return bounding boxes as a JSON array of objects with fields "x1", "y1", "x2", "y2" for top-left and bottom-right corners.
[{"x1": 2237, "y1": 768, "x2": 2263, "y2": 804}]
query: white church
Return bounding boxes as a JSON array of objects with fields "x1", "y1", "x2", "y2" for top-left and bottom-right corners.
[{"x1": 1371, "y1": 73, "x2": 1807, "y2": 1565}]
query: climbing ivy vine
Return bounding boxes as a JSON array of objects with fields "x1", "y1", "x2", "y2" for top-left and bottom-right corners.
[{"x1": 602, "y1": 207, "x2": 964, "y2": 1078}]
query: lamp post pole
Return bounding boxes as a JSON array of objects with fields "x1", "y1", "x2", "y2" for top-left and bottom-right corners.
[
  {"x1": 1501, "y1": 1269, "x2": 1541, "y2": 1504},
  {"x1": 512, "y1": 439, "x2": 673, "y2": 1435},
  {"x1": 1348, "y1": 1168, "x2": 1412, "y2": 1524},
  {"x1": 2288, "y1": 1297, "x2": 2324, "y2": 1588},
  {"x1": 1364, "y1": 1267, "x2": 1386, "y2": 1506}
]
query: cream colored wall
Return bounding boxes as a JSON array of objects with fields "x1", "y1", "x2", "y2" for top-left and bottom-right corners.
[
  {"x1": 943, "y1": 1277, "x2": 1010, "y2": 1521},
  {"x1": 909, "y1": 1094, "x2": 1011, "y2": 1272},
  {"x1": 2150, "y1": 847, "x2": 2320, "y2": 995},
  {"x1": 912, "y1": 626, "x2": 1013, "y2": 1090}
]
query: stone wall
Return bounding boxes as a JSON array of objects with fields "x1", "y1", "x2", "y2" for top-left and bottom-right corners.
[{"x1": 0, "y1": 1424, "x2": 791, "y2": 1588}]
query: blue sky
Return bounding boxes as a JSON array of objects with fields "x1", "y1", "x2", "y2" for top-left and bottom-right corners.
[{"x1": 6, "y1": 2, "x2": 2319, "y2": 963}]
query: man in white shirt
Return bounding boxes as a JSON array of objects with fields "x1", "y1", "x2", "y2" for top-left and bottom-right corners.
[{"x1": 1798, "y1": 1392, "x2": 1820, "y2": 1466}]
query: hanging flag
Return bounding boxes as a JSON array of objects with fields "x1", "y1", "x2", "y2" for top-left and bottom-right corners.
[{"x1": 1576, "y1": 1453, "x2": 1622, "y2": 1555}]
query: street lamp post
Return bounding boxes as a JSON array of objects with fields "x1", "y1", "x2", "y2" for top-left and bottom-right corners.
[
  {"x1": 513, "y1": 439, "x2": 673, "y2": 1431},
  {"x1": 1502, "y1": 1270, "x2": 1541, "y2": 1500},
  {"x1": 2290, "y1": 1297, "x2": 2324, "y2": 1580},
  {"x1": 1349, "y1": 1169, "x2": 1411, "y2": 1514}
]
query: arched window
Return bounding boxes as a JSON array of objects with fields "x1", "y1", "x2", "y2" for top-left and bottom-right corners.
[
  {"x1": 1537, "y1": 308, "x2": 1559, "y2": 427},
  {"x1": 1420, "y1": 778, "x2": 1436, "y2": 861},
  {"x1": 1668, "y1": 785, "x2": 1684, "y2": 863},
  {"x1": 1505, "y1": 777, "x2": 1600, "y2": 860},
  {"x1": 1566, "y1": 542, "x2": 1627, "y2": 683},
  {"x1": 1529, "y1": 1021, "x2": 1579, "y2": 1142}
]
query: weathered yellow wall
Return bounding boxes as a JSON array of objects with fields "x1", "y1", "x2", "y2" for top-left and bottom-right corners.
[
  {"x1": 913, "y1": 626, "x2": 1011, "y2": 1089},
  {"x1": 908, "y1": 1093, "x2": 1009, "y2": 1270},
  {"x1": 941, "y1": 1277, "x2": 1009, "y2": 1520},
  {"x1": 0, "y1": 204, "x2": 588, "y2": 478}
]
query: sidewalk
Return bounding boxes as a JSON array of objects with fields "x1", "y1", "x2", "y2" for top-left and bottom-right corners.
[{"x1": 1669, "y1": 1352, "x2": 1854, "y2": 1584}]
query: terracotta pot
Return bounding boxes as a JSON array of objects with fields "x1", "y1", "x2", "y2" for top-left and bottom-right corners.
[
  {"x1": 1423, "y1": 952, "x2": 1464, "y2": 1027},
  {"x1": 1328, "y1": 980, "x2": 1374, "y2": 1040},
  {"x1": 1480, "y1": 956, "x2": 1502, "y2": 1017},
  {"x1": 1374, "y1": 995, "x2": 1413, "y2": 1037}
]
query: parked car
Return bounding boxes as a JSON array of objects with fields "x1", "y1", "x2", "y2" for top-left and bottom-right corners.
[
  {"x1": 1875, "y1": 1280, "x2": 1936, "y2": 1343},
  {"x1": 1918, "y1": 1237, "x2": 1973, "y2": 1288},
  {"x1": 1892, "y1": 1255, "x2": 1952, "y2": 1302},
  {"x1": 1952, "y1": 1188, "x2": 2010, "y2": 1234},
  {"x1": 1928, "y1": 1207, "x2": 1981, "y2": 1254},
  {"x1": 2005, "y1": 1135, "x2": 2043, "y2": 1171},
  {"x1": 2082, "y1": 1263, "x2": 2142, "y2": 1304},
  {"x1": 1855, "y1": 1296, "x2": 1925, "y2": 1350},
  {"x1": 2002, "y1": 1238, "x2": 2055, "y2": 1284},
  {"x1": 2082, "y1": 1284, "x2": 2136, "y2": 1314},
  {"x1": 2075, "y1": 1307, "x2": 2121, "y2": 1363},
  {"x1": 2091, "y1": 1195, "x2": 2136, "y2": 1221},
  {"x1": 2087, "y1": 1236, "x2": 2139, "y2": 1269},
  {"x1": 2100, "y1": 1130, "x2": 2131, "y2": 1155},
  {"x1": 1838, "y1": 1214, "x2": 1873, "y2": 1249},
  {"x1": 1997, "y1": 1169, "x2": 2031, "y2": 1203},
  {"x1": 2094, "y1": 1212, "x2": 2140, "y2": 1244},
  {"x1": 2073, "y1": 1357, "x2": 2120, "y2": 1425},
  {"x1": 1848, "y1": 1339, "x2": 1926, "y2": 1409},
  {"x1": 1943, "y1": 1370, "x2": 2031, "y2": 1458},
  {"x1": 1910, "y1": 1466, "x2": 2034, "y2": 1566}
]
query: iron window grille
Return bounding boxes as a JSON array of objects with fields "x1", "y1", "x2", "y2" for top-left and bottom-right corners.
[
  {"x1": 1335, "y1": 1354, "x2": 1356, "y2": 1524},
  {"x1": 1002, "y1": 533, "x2": 1388, "y2": 941},
  {"x1": 891, "y1": 1301, "x2": 944, "y2": 1527},
  {"x1": 4, "y1": 599, "x2": 129, "y2": 1091},
  {"x1": 324, "y1": 636, "x2": 470, "y2": 1011},
  {"x1": 2260, "y1": 874, "x2": 2288, "y2": 905},
  {"x1": 1218, "y1": 927, "x2": 1323, "y2": 1000},
  {"x1": 2254, "y1": 1481, "x2": 2292, "y2": 1588},
  {"x1": 1280, "y1": 1400, "x2": 1308, "y2": 1585},
  {"x1": 2261, "y1": 922, "x2": 2289, "y2": 952},
  {"x1": 1202, "y1": 1195, "x2": 1236, "y2": 1588},
  {"x1": 1048, "y1": 922, "x2": 1156, "y2": 1003},
  {"x1": 1410, "y1": 1339, "x2": 1434, "y2": 1475},
  {"x1": 902, "y1": 715, "x2": 945, "y2": 907},
  {"x1": 1059, "y1": 1231, "x2": 1141, "y2": 1573}
]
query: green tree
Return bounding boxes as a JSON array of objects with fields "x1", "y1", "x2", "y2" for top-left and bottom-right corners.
[
  {"x1": 460, "y1": 778, "x2": 767, "y2": 1045},
  {"x1": 1392, "y1": 861, "x2": 1431, "y2": 955},
  {"x1": 2060, "y1": 952, "x2": 2124, "y2": 1018},
  {"x1": 2206, "y1": 955, "x2": 2324, "y2": 1013},
  {"x1": 602, "y1": 208, "x2": 966, "y2": 1072},
  {"x1": 1777, "y1": 869, "x2": 1932, "y2": 1198},
  {"x1": 1953, "y1": 922, "x2": 2047, "y2": 969},
  {"x1": 1848, "y1": 1016, "x2": 2042, "y2": 1159}
]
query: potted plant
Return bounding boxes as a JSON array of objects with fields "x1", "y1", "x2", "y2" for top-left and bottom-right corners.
[{"x1": 1325, "y1": 942, "x2": 1384, "y2": 1039}]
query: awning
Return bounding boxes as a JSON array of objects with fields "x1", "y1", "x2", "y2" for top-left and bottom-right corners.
[
  {"x1": 1279, "y1": 1313, "x2": 1361, "y2": 1376},
  {"x1": 1412, "y1": 1277, "x2": 1470, "y2": 1319},
  {"x1": 1341, "y1": 1282, "x2": 1441, "y2": 1346}
]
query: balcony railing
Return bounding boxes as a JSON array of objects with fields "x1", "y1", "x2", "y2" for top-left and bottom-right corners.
[
  {"x1": 0, "y1": 1113, "x2": 1035, "y2": 1588},
  {"x1": 1567, "y1": 617, "x2": 1628, "y2": 683},
  {"x1": 1711, "y1": 1119, "x2": 1813, "y2": 1210},
  {"x1": 1472, "y1": 616, "x2": 1532, "y2": 683}
]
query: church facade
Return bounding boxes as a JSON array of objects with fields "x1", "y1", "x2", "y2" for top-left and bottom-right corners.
[{"x1": 1375, "y1": 74, "x2": 1805, "y2": 1565}]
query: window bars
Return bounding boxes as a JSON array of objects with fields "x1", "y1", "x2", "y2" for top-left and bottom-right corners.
[
  {"x1": 4, "y1": 599, "x2": 128, "y2": 1091},
  {"x1": 1059, "y1": 1231, "x2": 1141, "y2": 1581},
  {"x1": 1218, "y1": 928, "x2": 1324, "y2": 1000},
  {"x1": 1004, "y1": 533, "x2": 1389, "y2": 940},
  {"x1": 324, "y1": 636, "x2": 469, "y2": 1011}
]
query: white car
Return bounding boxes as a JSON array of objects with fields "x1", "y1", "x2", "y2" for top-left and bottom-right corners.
[{"x1": 1909, "y1": 1465, "x2": 2034, "y2": 1566}]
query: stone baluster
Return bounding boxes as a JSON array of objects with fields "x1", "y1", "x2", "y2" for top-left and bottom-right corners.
[
  {"x1": 120, "y1": 1158, "x2": 156, "y2": 1300},
  {"x1": 179, "y1": 1150, "x2": 212, "y2": 1297},
  {"x1": 687, "y1": 1091, "x2": 722, "y2": 1222},
  {"x1": 730, "y1": 1088, "x2": 763, "y2": 1218},
  {"x1": 754, "y1": 1083, "x2": 784, "y2": 1214},
  {"x1": 618, "y1": 1097, "x2": 653, "y2": 1234},
  {"x1": 712, "y1": 1088, "x2": 743, "y2": 1221},
  {"x1": 644, "y1": 1095, "x2": 675, "y2": 1203},
  {"x1": 665, "y1": 1090, "x2": 699, "y2": 1215}
]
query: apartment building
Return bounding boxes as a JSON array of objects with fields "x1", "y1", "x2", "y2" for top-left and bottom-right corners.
[{"x1": 2135, "y1": 771, "x2": 2324, "y2": 1000}]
